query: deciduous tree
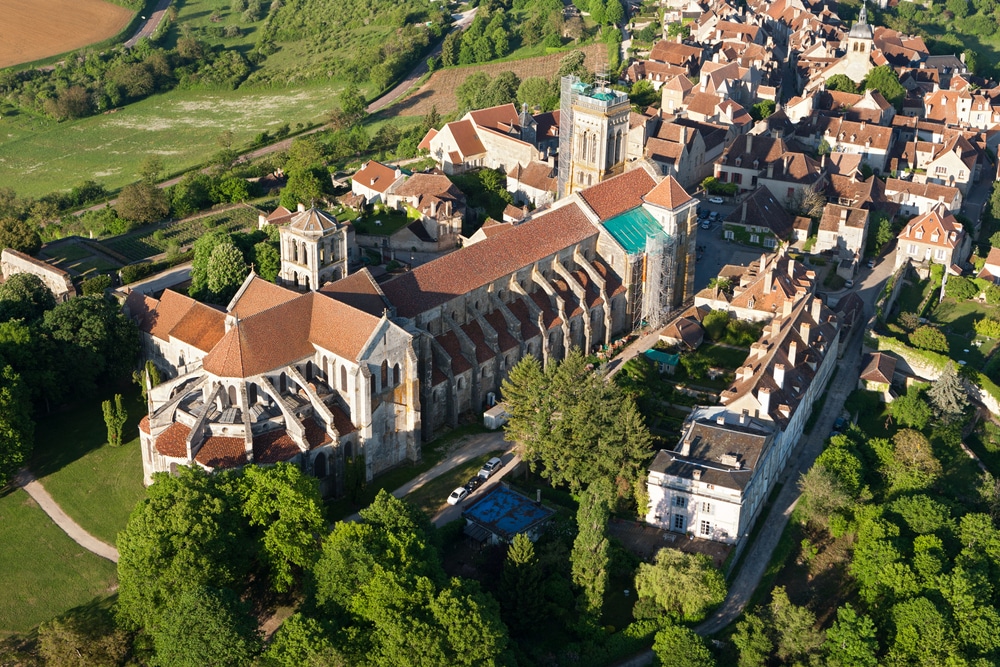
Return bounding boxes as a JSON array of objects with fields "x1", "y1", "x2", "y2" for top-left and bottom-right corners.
[
  {"x1": 652, "y1": 624, "x2": 717, "y2": 667},
  {"x1": 115, "y1": 181, "x2": 169, "y2": 224},
  {"x1": 0, "y1": 366, "x2": 32, "y2": 487},
  {"x1": 152, "y1": 586, "x2": 261, "y2": 667},
  {"x1": 0, "y1": 273, "x2": 56, "y2": 323},
  {"x1": 206, "y1": 241, "x2": 250, "y2": 304},
  {"x1": 634, "y1": 548, "x2": 726, "y2": 622},
  {"x1": 0, "y1": 217, "x2": 42, "y2": 255},
  {"x1": 824, "y1": 604, "x2": 879, "y2": 667}
]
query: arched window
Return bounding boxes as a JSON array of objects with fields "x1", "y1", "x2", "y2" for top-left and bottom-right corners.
[
  {"x1": 341, "y1": 366, "x2": 348, "y2": 392},
  {"x1": 314, "y1": 452, "x2": 327, "y2": 478},
  {"x1": 393, "y1": 363, "x2": 401, "y2": 387},
  {"x1": 380, "y1": 361, "x2": 388, "y2": 391},
  {"x1": 227, "y1": 385, "x2": 237, "y2": 407},
  {"x1": 458, "y1": 377, "x2": 465, "y2": 390}
]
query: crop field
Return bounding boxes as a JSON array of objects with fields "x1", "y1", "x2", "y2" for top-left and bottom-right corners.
[
  {"x1": 0, "y1": 0, "x2": 133, "y2": 69},
  {"x1": 100, "y1": 205, "x2": 261, "y2": 262},
  {"x1": 0, "y1": 82, "x2": 343, "y2": 198},
  {"x1": 392, "y1": 44, "x2": 605, "y2": 117}
]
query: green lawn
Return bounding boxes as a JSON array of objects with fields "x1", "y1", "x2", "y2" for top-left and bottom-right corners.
[
  {"x1": 31, "y1": 391, "x2": 147, "y2": 546},
  {"x1": 927, "y1": 297, "x2": 1000, "y2": 366},
  {"x1": 353, "y1": 209, "x2": 411, "y2": 236},
  {"x1": 0, "y1": 489, "x2": 118, "y2": 634},
  {"x1": 405, "y1": 452, "x2": 499, "y2": 518},
  {"x1": 698, "y1": 344, "x2": 749, "y2": 370},
  {"x1": 894, "y1": 278, "x2": 933, "y2": 318},
  {"x1": 0, "y1": 82, "x2": 343, "y2": 198}
]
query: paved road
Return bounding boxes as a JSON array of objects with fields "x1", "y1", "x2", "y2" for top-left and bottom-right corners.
[
  {"x1": 343, "y1": 430, "x2": 510, "y2": 522},
  {"x1": 961, "y1": 176, "x2": 992, "y2": 238},
  {"x1": 14, "y1": 471, "x2": 119, "y2": 563},
  {"x1": 366, "y1": 8, "x2": 478, "y2": 114},
  {"x1": 125, "y1": 0, "x2": 173, "y2": 48}
]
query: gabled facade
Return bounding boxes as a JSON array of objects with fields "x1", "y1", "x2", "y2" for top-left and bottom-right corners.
[{"x1": 894, "y1": 207, "x2": 971, "y2": 271}]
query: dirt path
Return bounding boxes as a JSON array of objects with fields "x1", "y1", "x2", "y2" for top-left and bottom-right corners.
[{"x1": 14, "y1": 470, "x2": 119, "y2": 563}]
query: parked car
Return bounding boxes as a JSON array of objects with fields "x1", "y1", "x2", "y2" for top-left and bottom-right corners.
[
  {"x1": 478, "y1": 456, "x2": 503, "y2": 479},
  {"x1": 447, "y1": 487, "x2": 469, "y2": 505},
  {"x1": 464, "y1": 476, "x2": 483, "y2": 493},
  {"x1": 844, "y1": 279, "x2": 855, "y2": 288},
  {"x1": 700, "y1": 220, "x2": 711, "y2": 230},
  {"x1": 708, "y1": 195, "x2": 724, "y2": 204},
  {"x1": 866, "y1": 258, "x2": 876, "y2": 269},
  {"x1": 833, "y1": 416, "x2": 847, "y2": 432}
]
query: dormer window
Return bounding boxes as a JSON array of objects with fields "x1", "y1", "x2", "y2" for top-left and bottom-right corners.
[
  {"x1": 736, "y1": 156, "x2": 743, "y2": 167},
  {"x1": 931, "y1": 231, "x2": 939, "y2": 242},
  {"x1": 915, "y1": 229, "x2": 923, "y2": 240}
]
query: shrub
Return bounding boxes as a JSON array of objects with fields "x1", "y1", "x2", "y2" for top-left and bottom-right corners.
[
  {"x1": 975, "y1": 316, "x2": 1000, "y2": 338},
  {"x1": 120, "y1": 263, "x2": 154, "y2": 284},
  {"x1": 987, "y1": 285, "x2": 1000, "y2": 305},
  {"x1": 81, "y1": 274, "x2": 112, "y2": 295},
  {"x1": 910, "y1": 325, "x2": 949, "y2": 352},
  {"x1": 944, "y1": 275, "x2": 979, "y2": 300},
  {"x1": 702, "y1": 309, "x2": 730, "y2": 341},
  {"x1": 898, "y1": 311, "x2": 920, "y2": 331}
]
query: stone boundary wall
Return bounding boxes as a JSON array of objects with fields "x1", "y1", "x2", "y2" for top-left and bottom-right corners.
[{"x1": 0, "y1": 248, "x2": 75, "y2": 302}]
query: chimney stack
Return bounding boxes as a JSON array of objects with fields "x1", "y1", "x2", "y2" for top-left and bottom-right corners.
[
  {"x1": 716, "y1": 414, "x2": 726, "y2": 425},
  {"x1": 297, "y1": 203, "x2": 306, "y2": 212},
  {"x1": 800, "y1": 321, "x2": 812, "y2": 343},
  {"x1": 811, "y1": 296, "x2": 822, "y2": 322},
  {"x1": 788, "y1": 257, "x2": 796, "y2": 279},
  {"x1": 773, "y1": 363, "x2": 786, "y2": 389},
  {"x1": 782, "y1": 298, "x2": 793, "y2": 317},
  {"x1": 693, "y1": 468, "x2": 703, "y2": 481},
  {"x1": 746, "y1": 134, "x2": 754, "y2": 154},
  {"x1": 788, "y1": 340, "x2": 797, "y2": 367},
  {"x1": 741, "y1": 202, "x2": 748, "y2": 223},
  {"x1": 740, "y1": 409, "x2": 749, "y2": 425},
  {"x1": 758, "y1": 386, "x2": 772, "y2": 415}
]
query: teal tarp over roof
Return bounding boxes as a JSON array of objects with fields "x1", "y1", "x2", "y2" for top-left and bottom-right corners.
[
  {"x1": 602, "y1": 207, "x2": 667, "y2": 254},
  {"x1": 645, "y1": 349, "x2": 679, "y2": 365}
]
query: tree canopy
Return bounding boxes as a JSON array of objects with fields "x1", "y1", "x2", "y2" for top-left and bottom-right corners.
[
  {"x1": 502, "y1": 351, "x2": 654, "y2": 504},
  {"x1": 634, "y1": 548, "x2": 727, "y2": 623}
]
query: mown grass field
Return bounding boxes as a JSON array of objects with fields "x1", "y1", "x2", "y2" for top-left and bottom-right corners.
[
  {"x1": 32, "y1": 391, "x2": 148, "y2": 546},
  {"x1": 0, "y1": 0, "x2": 133, "y2": 69},
  {"x1": 0, "y1": 82, "x2": 343, "y2": 198},
  {"x1": 0, "y1": 489, "x2": 118, "y2": 634}
]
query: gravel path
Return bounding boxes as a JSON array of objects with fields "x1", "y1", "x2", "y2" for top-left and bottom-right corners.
[{"x1": 15, "y1": 470, "x2": 119, "y2": 563}]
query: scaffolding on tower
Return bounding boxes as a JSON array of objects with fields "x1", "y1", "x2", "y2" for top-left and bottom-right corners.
[{"x1": 640, "y1": 232, "x2": 675, "y2": 331}]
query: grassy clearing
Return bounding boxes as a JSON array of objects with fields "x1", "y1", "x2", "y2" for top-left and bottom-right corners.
[
  {"x1": 698, "y1": 344, "x2": 749, "y2": 370},
  {"x1": 405, "y1": 452, "x2": 498, "y2": 518},
  {"x1": 32, "y1": 390, "x2": 147, "y2": 546},
  {"x1": 353, "y1": 208, "x2": 411, "y2": 237},
  {"x1": 0, "y1": 489, "x2": 118, "y2": 634},
  {"x1": 0, "y1": 82, "x2": 342, "y2": 198}
]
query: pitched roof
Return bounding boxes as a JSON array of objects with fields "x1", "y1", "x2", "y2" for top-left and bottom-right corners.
[
  {"x1": 318, "y1": 268, "x2": 389, "y2": 317},
  {"x1": 353, "y1": 161, "x2": 401, "y2": 194},
  {"x1": 448, "y1": 120, "x2": 487, "y2": 159},
  {"x1": 725, "y1": 186, "x2": 795, "y2": 239},
  {"x1": 288, "y1": 208, "x2": 339, "y2": 233},
  {"x1": 860, "y1": 352, "x2": 896, "y2": 384},
  {"x1": 381, "y1": 201, "x2": 597, "y2": 318},
  {"x1": 643, "y1": 175, "x2": 694, "y2": 210},
  {"x1": 418, "y1": 128, "x2": 438, "y2": 152},
  {"x1": 194, "y1": 436, "x2": 248, "y2": 469},
  {"x1": 467, "y1": 104, "x2": 520, "y2": 132},
  {"x1": 252, "y1": 429, "x2": 301, "y2": 464},
  {"x1": 897, "y1": 208, "x2": 965, "y2": 248},
  {"x1": 201, "y1": 290, "x2": 382, "y2": 377},
  {"x1": 155, "y1": 422, "x2": 190, "y2": 458},
  {"x1": 819, "y1": 204, "x2": 869, "y2": 232},
  {"x1": 228, "y1": 274, "x2": 298, "y2": 319},
  {"x1": 578, "y1": 168, "x2": 657, "y2": 221},
  {"x1": 169, "y1": 301, "x2": 228, "y2": 353}
]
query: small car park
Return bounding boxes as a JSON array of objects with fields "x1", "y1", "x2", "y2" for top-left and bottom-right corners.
[
  {"x1": 478, "y1": 456, "x2": 503, "y2": 479},
  {"x1": 447, "y1": 487, "x2": 469, "y2": 505},
  {"x1": 464, "y1": 476, "x2": 483, "y2": 493},
  {"x1": 700, "y1": 220, "x2": 711, "y2": 230}
]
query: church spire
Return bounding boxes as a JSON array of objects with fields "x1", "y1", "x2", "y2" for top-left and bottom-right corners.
[{"x1": 858, "y1": 1, "x2": 868, "y2": 26}]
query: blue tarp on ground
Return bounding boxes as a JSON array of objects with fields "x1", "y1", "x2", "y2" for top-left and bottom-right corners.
[{"x1": 462, "y1": 485, "x2": 555, "y2": 541}]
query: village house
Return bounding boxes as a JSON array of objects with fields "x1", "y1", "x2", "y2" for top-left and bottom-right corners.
[
  {"x1": 894, "y1": 206, "x2": 971, "y2": 272},
  {"x1": 814, "y1": 203, "x2": 869, "y2": 260},
  {"x1": 350, "y1": 161, "x2": 407, "y2": 207},
  {"x1": 647, "y1": 292, "x2": 840, "y2": 545},
  {"x1": 859, "y1": 351, "x2": 897, "y2": 401},
  {"x1": 977, "y1": 247, "x2": 1000, "y2": 285},
  {"x1": 385, "y1": 173, "x2": 467, "y2": 251},
  {"x1": 694, "y1": 250, "x2": 816, "y2": 321},
  {"x1": 506, "y1": 161, "x2": 557, "y2": 207},
  {"x1": 883, "y1": 178, "x2": 963, "y2": 217},
  {"x1": 721, "y1": 186, "x2": 795, "y2": 248}
]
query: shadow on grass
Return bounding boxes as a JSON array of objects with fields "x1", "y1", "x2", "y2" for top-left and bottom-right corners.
[{"x1": 31, "y1": 386, "x2": 144, "y2": 479}]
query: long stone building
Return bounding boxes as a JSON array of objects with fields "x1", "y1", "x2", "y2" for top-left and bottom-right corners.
[{"x1": 127, "y1": 171, "x2": 698, "y2": 494}]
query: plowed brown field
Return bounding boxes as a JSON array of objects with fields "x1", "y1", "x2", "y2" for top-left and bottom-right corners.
[
  {"x1": 394, "y1": 43, "x2": 606, "y2": 117},
  {"x1": 0, "y1": 0, "x2": 133, "y2": 69}
]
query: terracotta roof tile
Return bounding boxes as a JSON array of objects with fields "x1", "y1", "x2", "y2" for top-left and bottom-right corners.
[
  {"x1": 318, "y1": 268, "x2": 389, "y2": 317},
  {"x1": 484, "y1": 310, "x2": 519, "y2": 352},
  {"x1": 303, "y1": 416, "x2": 333, "y2": 449},
  {"x1": 229, "y1": 275, "x2": 297, "y2": 319},
  {"x1": 381, "y1": 202, "x2": 597, "y2": 318},
  {"x1": 437, "y1": 331, "x2": 471, "y2": 374},
  {"x1": 155, "y1": 422, "x2": 190, "y2": 458},
  {"x1": 329, "y1": 404, "x2": 356, "y2": 436},
  {"x1": 144, "y1": 290, "x2": 197, "y2": 340},
  {"x1": 467, "y1": 104, "x2": 520, "y2": 132},
  {"x1": 167, "y1": 302, "x2": 227, "y2": 353},
  {"x1": 578, "y1": 169, "x2": 657, "y2": 222},
  {"x1": 448, "y1": 120, "x2": 487, "y2": 158},
  {"x1": 860, "y1": 352, "x2": 895, "y2": 384},
  {"x1": 462, "y1": 321, "x2": 495, "y2": 364},
  {"x1": 195, "y1": 436, "x2": 248, "y2": 469},
  {"x1": 288, "y1": 208, "x2": 338, "y2": 233},
  {"x1": 507, "y1": 297, "x2": 540, "y2": 340},
  {"x1": 353, "y1": 161, "x2": 402, "y2": 194},
  {"x1": 418, "y1": 128, "x2": 438, "y2": 152},
  {"x1": 644, "y1": 176, "x2": 694, "y2": 210},
  {"x1": 252, "y1": 429, "x2": 301, "y2": 464},
  {"x1": 139, "y1": 415, "x2": 150, "y2": 434},
  {"x1": 530, "y1": 290, "x2": 562, "y2": 329}
]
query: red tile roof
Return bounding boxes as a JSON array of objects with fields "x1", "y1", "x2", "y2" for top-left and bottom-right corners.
[
  {"x1": 168, "y1": 301, "x2": 227, "y2": 353},
  {"x1": 448, "y1": 120, "x2": 486, "y2": 159},
  {"x1": 418, "y1": 128, "x2": 438, "y2": 152},
  {"x1": 381, "y1": 202, "x2": 597, "y2": 318},
  {"x1": 437, "y1": 331, "x2": 471, "y2": 374},
  {"x1": 353, "y1": 161, "x2": 401, "y2": 194},
  {"x1": 252, "y1": 429, "x2": 301, "y2": 464},
  {"x1": 467, "y1": 104, "x2": 520, "y2": 132},
  {"x1": 578, "y1": 168, "x2": 657, "y2": 221},
  {"x1": 643, "y1": 176, "x2": 694, "y2": 210},
  {"x1": 155, "y1": 422, "x2": 190, "y2": 458},
  {"x1": 195, "y1": 436, "x2": 248, "y2": 469},
  {"x1": 138, "y1": 415, "x2": 150, "y2": 434},
  {"x1": 229, "y1": 275, "x2": 298, "y2": 319},
  {"x1": 318, "y1": 268, "x2": 389, "y2": 317},
  {"x1": 860, "y1": 352, "x2": 896, "y2": 384},
  {"x1": 329, "y1": 404, "x2": 356, "y2": 436},
  {"x1": 303, "y1": 417, "x2": 333, "y2": 449}
]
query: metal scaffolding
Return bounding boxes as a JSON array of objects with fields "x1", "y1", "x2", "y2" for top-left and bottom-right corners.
[{"x1": 638, "y1": 232, "x2": 676, "y2": 331}]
